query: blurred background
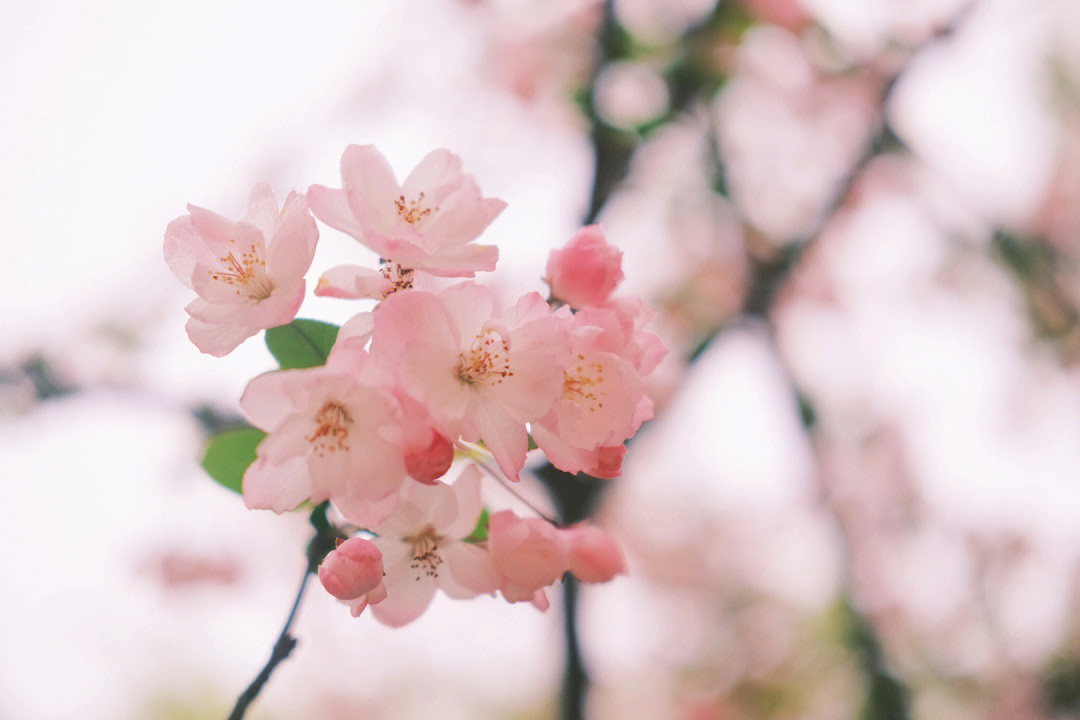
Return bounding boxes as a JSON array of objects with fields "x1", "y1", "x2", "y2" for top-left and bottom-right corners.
[{"x1": 5, "y1": 0, "x2": 1080, "y2": 718}]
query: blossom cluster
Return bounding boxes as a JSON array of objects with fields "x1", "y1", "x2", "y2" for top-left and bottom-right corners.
[{"x1": 164, "y1": 145, "x2": 665, "y2": 625}]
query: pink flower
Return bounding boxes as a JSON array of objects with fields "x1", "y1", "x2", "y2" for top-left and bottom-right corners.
[
  {"x1": 370, "y1": 282, "x2": 571, "y2": 481},
  {"x1": 319, "y1": 537, "x2": 385, "y2": 601},
  {"x1": 488, "y1": 510, "x2": 571, "y2": 604},
  {"x1": 367, "y1": 466, "x2": 497, "y2": 626},
  {"x1": 564, "y1": 524, "x2": 626, "y2": 583},
  {"x1": 307, "y1": 145, "x2": 506, "y2": 287},
  {"x1": 545, "y1": 225, "x2": 624, "y2": 309},
  {"x1": 530, "y1": 307, "x2": 658, "y2": 478},
  {"x1": 239, "y1": 342, "x2": 407, "y2": 528},
  {"x1": 163, "y1": 184, "x2": 318, "y2": 356}
]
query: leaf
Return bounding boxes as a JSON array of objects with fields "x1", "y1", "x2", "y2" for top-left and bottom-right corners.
[
  {"x1": 463, "y1": 507, "x2": 491, "y2": 544},
  {"x1": 265, "y1": 319, "x2": 340, "y2": 369},
  {"x1": 201, "y1": 425, "x2": 266, "y2": 494}
]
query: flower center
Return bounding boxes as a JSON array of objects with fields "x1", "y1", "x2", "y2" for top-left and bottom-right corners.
[
  {"x1": 378, "y1": 262, "x2": 415, "y2": 297},
  {"x1": 563, "y1": 354, "x2": 605, "y2": 412},
  {"x1": 458, "y1": 330, "x2": 513, "y2": 386},
  {"x1": 307, "y1": 401, "x2": 353, "y2": 456},
  {"x1": 406, "y1": 528, "x2": 443, "y2": 580},
  {"x1": 394, "y1": 192, "x2": 435, "y2": 225},
  {"x1": 210, "y1": 242, "x2": 273, "y2": 301}
]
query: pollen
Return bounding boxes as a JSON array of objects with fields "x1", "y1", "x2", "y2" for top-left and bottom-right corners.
[
  {"x1": 378, "y1": 262, "x2": 415, "y2": 297},
  {"x1": 308, "y1": 401, "x2": 353, "y2": 456},
  {"x1": 209, "y1": 242, "x2": 273, "y2": 300},
  {"x1": 458, "y1": 330, "x2": 513, "y2": 385},
  {"x1": 407, "y1": 529, "x2": 443, "y2": 580},
  {"x1": 394, "y1": 191, "x2": 435, "y2": 225},
  {"x1": 563, "y1": 359, "x2": 605, "y2": 411}
]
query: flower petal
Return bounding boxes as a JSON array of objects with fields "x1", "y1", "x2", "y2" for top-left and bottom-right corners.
[
  {"x1": 242, "y1": 456, "x2": 310, "y2": 513},
  {"x1": 306, "y1": 184, "x2": 364, "y2": 238},
  {"x1": 184, "y1": 317, "x2": 257, "y2": 356},
  {"x1": 441, "y1": 541, "x2": 497, "y2": 597}
]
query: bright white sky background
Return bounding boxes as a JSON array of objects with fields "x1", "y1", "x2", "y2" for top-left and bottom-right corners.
[{"x1": 4, "y1": 1, "x2": 1080, "y2": 718}]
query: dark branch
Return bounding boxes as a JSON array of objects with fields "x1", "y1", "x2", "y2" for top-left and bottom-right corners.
[{"x1": 226, "y1": 566, "x2": 311, "y2": 720}]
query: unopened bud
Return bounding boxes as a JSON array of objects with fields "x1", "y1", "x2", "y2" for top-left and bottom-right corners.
[
  {"x1": 318, "y1": 537, "x2": 384, "y2": 601},
  {"x1": 545, "y1": 225, "x2": 624, "y2": 308},
  {"x1": 404, "y1": 431, "x2": 455, "y2": 484},
  {"x1": 566, "y1": 524, "x2": 626, "y2": 583}
]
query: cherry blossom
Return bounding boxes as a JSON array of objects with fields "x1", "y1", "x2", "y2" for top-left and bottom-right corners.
[
  {"x1": 530, "y1": 300, "x2": 666, "y2": 477},
  {"x1": 366, "y1": 466, "x2": 497, "y2": 626},
  {"x1": 307, "y1": 145, "x2": 506, "y2": 290},
  {"x1": 545, "y1": 224, "x2": 624, "y2": 309},
  {"x1": 370, "y1": 281, "x2": 571, "y2": 481},
  {"x1": 239, "y1": 342, "x2": 406, "y2": 528},
  {"x1": 163, "y1": 184, "x2": 318, "y2": 356}
]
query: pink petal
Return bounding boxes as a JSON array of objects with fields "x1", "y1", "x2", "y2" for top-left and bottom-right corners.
[
  {"x1": 373, "y1": 501, "x2": 428, "y2": 539},
  {"x1": 438, "y1": 281, "x2": 495, "y2": 344},
  {"x1": 334, "y1": 490, "x2": 402, "y2": 531},
  {"x1": 372, "y1": 290, "x2": 458, "y2": 359},
  {"x1": 442, "y1": 541, "x2": 497, "y2": 597},
  {"x1": 163, "y1": 215, "x2": 214, "y2": 288},
  {"x1": 239, "y1": 370, "x2": 295, "y2": 430},
  {"x1": 566, "y1": 524, "x2": 627, "y2": 582},
  {"x1": 185, "y1": 297, "x2": 251, "y2": 326},
  {"x1": 315, "y1": 265, "x2": 389, "y2": 299},
  {"x1": 530, "y1": 589, "x2": 550, "y2": 611},
  {"x1": 492, "y1": 315, "x2": 571, "y2": 422},
  {"x1": 340, "y1": 144, "x2": 401, "y2": 231},
  {"x1": 266, "y1": 193, "x2": 318, "y2": 287},
  {"x1": 306, "y1": 184, "x2": 364, "y2": 238},
  {"x1": 243, "y1": 183, "x2": 281, "y2": 239},
  {"x1": 184, "y1": 317, "x2": 257, "y2": 356},
  {"x1": 529, "y1": 422, "x2": 593, "y2": 477},
  {"x1": 399, "y1": 341, "x2": 471, "y2": 424},
  {"x1": 337, "y1": 311, "x2": 375, "y2": 344},
  {"x1": 242, "y1": 456, "x2": 310, "y2": 513},
  {"x1": 470, "y1": 400, "x2": 528, "y2": 482},
  {"x1": 441, "y1": 465, "x2": 484, "y2": 538},
  {"x1": 244, "y1": 280, "x2": 306, "y2": 329},
  {"x1": 419, "y1": 243, "x2": 500, "y2": 276},
  {"x1": 401, "y1": 479, "x2": 458, "y2": 533},
  {"x1": 401, "y1": 148, "x2": 464, "y2": 200},
  {"x1": 370, "y1": 562, "x2": 438, "y2": 627},
  {"x1": 187, "y1": 203, "x2": 236, "y2": 250}
]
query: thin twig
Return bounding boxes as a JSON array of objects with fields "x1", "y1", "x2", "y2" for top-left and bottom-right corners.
[
  {"x1": 226, "y1": 565, "x2": 312, "y2": 720},
  {"x1": 462, "y1": 447, "x2": 562, "y2": 526}
]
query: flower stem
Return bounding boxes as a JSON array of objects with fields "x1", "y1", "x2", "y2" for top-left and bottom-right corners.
[
  {"x1": 226, "y1": 503, "x2": 336, "y2": 720},
  {"x1": 225, "y1": 565, "x2": 310, "y2": 720}
]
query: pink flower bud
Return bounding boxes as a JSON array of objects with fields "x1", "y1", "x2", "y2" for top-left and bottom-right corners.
[
  {"x1": 565, "y1": 524, "x2": 627, "y2": 583},
  {"x1": 545, "y1": 225, "x2": 624, "y2": 309},
  {"x1": 404, "y1": 431, "x2": 455, "y2": 485},
  {"x1": 489, "y1": 510, "x2": 571, "y2": 602},
  {"x1": 318, "y1": 537, "x2": 384, "y2": 601}
]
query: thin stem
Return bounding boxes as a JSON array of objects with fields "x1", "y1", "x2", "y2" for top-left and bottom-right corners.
[
  {"x1": 226, "y1": 565, "x2": 311, "y2": 720},
  {"x1": 464, "y1": 448, "x2": 561, "y2": 526}
]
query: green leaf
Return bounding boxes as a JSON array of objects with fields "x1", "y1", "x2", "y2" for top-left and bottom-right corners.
[
  {"x1": 464, "y1": 508, "x2": 491, "y2": 544},
  {"x1": 201, "y1": 426, "x2": 266, "y2": 494},
  {"x1": 265, "y1": 319, "x2": 340, "y2": 369}
]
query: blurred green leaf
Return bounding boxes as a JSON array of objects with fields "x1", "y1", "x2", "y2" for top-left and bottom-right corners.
[
  {"x1": 265, "y1": 319, "x2": 340, "y2": 369},
  {"x1": 201, "y1": 426, "x2": 266, "y2": 494},
  {"x1": 464, "y1": 508, "x2": 491, "y2": 544}
]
